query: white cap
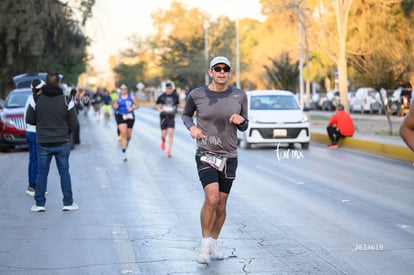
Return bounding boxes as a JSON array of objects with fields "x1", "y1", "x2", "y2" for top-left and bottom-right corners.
[
  {"x1": 30, "y1": 79, "x2": 45, "y2": 89},
  {"x1": 210, "y1": 56, "x2": 231, "y2": 68}
]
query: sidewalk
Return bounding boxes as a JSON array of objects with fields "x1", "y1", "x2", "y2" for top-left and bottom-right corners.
[{"x1": 311, "y1": 127, "x2": 413, "y2": 162}]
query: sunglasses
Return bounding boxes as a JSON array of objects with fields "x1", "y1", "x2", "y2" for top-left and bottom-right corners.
[{"x1": 212, "y1": 66, "x2": 231, "y2": 73}]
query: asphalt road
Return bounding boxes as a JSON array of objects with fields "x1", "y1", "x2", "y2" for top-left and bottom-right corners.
[{"x1": 0, "y1": 106, "x2": 413, "y2": 275}]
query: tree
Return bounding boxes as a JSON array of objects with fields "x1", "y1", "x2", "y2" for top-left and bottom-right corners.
[
  {"x1": 264, "y1": 52, "x2": 299, "y2": 91},
  {"x1": 304, "y1": 0, "x2": 354, "y2": 110},
  {"x1": 113, "y1": 62, "x2": 145, "y2": 90},
  {"x1": 148, "y1": 1, "x2": 237, "y2": 88},
  {"x1": 0, "y1": 0, "x2": 94, "y2": 97},
  {"x1": 348, "y1": 1, "x2": 414, "y2": 90},
  {"x1": 150, "y1": 1, "x2": 206, "y2": 88},
  {"x1": 254, "y1": 0, "x2": 303, "y2": 90}
]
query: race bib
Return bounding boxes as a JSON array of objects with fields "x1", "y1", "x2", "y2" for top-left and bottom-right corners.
[
  {"x1": 122, "y1": 113, "x2": 134, "y2": 120},
  {"x1": 162, "y1": 105, "x2": 174, "y2": 112},
  {"x1": 200, "y1": 153, "x2": 227, "y2": 171}
]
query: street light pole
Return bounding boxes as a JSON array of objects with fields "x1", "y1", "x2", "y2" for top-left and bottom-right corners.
[
  {"x1": 204, "y1": 20, "x2": 209, "y2": 86},
  {"x1": 298, "y1": 2, "x2": 305, "y2": 108},
  {"x1": 236, "y1": 18, "x2": 241, "y2": 89}
]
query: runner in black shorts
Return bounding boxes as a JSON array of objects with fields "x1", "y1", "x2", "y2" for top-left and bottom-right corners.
[
  {"x1": 182, "y1": 56, "x2": 249, "y2": 264},
  {"x1": 155, "y1": 82, "x2": 180, "y2": 157},
  {"x1": 112, "y1": 84, "x2": 139, "y2": 161}
]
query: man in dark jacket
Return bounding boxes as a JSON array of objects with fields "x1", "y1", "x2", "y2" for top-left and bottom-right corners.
[{"x1": 26, "y1": 72, "x2": 79, "y2": 212}]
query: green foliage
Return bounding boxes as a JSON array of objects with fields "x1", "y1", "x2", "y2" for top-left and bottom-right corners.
[
  {"x1": 113, "y1": 63, "x2": 145, "y2": 90},
  {"x1": 401, "y1": 0, "x2": 414, "y2": 17},
  {"x1": 264, "y1": 52, "x2": 299, "y2": 92},
  {"x1": 347, "y1": 0, "x2": 414, "y2": 89},
  {"x1": 129, "y1": 1, "x2": 237, "y2": 89},
  {"x1": 0, "y1": 0, "x2": 93, "y2": 97},
  {"x1": 159, "y1": 35, "x2": 205, "y2": 88},
  {"x1": 113, "y1": 0, "x2": 414, "y2": 93}
]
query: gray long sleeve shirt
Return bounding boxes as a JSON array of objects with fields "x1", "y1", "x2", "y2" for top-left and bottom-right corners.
[{"x1": 182, "y1": 85, "x2": 248, "y2": 158}]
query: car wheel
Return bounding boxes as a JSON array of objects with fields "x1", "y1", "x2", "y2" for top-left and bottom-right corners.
[
  {"x1": 0, "y1": 144, "x2": 9, "y2": 153},
  {"x1": 301, "y1": 143, "x2": 309, "y2": 150},
  {"x1": 240, "y1": 140, "x2": 251, "y2": 149}
]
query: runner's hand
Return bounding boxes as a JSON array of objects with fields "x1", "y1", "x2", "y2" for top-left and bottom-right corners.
[
  {"x1": 229, "y1": 114, "x2": 245, "y2": 125},
  {"x1": 190, "y1": 126, "x2": 205, "y2": 139}
]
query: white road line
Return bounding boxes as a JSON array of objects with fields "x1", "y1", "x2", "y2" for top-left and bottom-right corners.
[
  {"x1": 112, "y1": 224, "x2": 141, "y2": 274},
  {"x1": 256, "y1": 164, "x2": 304, "y2": 185}
]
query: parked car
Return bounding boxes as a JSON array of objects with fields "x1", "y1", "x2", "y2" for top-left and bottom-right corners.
[
  {"x1": 0, "y1": 72, "x2": 75, "y2": 151},
  {"x1": 349, "y1": 87, "x2": 384, "y2": 114},
  {"x1": 237, "y1": 90, "x2": 310, "y2": 149},
  {"x1": 320, "y1": 90, "x2": 340, "y2": 111},
  {"x1": 310, "y1": 92, "x2": 320, "y2": 110},
  {"x1": 0, "y1": 88, "x2": 32, "y2": 151},
  {"x1": 387, "y1": 87, "x2": 412, "y2": 116},
  {"x1": 13, "y1": 72, "x2": 63, "y2": 87},
  {"x1": 13, "y1": 73, "x2": 47, "y2": 88}
]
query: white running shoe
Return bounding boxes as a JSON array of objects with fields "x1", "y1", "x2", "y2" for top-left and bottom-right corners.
[
  {"x1": 62, "y1": 203, "x2": 79, "y2": 211},
  {"x1": 210, "y1": 241, "x2": 224, "y2": 260},
  {"x1": 30, "y1": 205, "x2": 46, "y2": 212},
  {"x1": 196, "y1": 242, "x2": 211, "y2": 264},
  {"x1": 26, "y1": 187, "x2": 35, "y2": 197}
]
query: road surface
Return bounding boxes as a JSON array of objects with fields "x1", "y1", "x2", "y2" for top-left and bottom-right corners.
[{"x1": 0, "y1": 106, "x2": 413, "y2": 274}]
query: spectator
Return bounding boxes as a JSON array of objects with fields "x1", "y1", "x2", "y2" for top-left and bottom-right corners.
[
  {"x1": 70, "y1": 88, "x2": 81, "y2": 145},
  {"x1": 327, "y1": 103, "x2": 355, "y2": 149},
  {"x1": 26, "y1": 72, "x2": 79, "y2": 212},
  {"x1": 24, "y1": 79, "x2": 44, "y2": 197}
]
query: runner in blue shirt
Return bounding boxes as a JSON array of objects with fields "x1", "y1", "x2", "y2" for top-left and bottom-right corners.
[{"x1": 112, "y1": 84, "x2": 139, "y2": 161}]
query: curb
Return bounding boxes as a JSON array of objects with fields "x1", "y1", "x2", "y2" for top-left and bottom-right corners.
[{"x1": 311, "y1": 132, "x2": 414, "y2": 162}]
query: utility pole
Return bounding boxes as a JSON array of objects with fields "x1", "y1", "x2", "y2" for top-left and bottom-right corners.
[
  {"x1": 298, "y1": 1, "x2": 305, "y2": 108},
  {"x1": 236, "y1": 18, "x2": 241, "y2": 89},
  {"x1": 204, "y1": 20, "x2": 209, "y2": 86}
]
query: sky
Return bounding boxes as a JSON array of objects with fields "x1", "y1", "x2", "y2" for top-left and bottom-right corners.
[{"x1": 84, "y1": 0, "x2": 264, "y2": 74}]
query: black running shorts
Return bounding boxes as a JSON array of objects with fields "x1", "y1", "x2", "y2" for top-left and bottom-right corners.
[
  {"x1": 115, "y1": 113, "x2": 135, "y2": 128},
  {"x1": 160, "y1": 116, "x2": 175, "y2": 130},
  {"x1": 195, "y1": 153, "x2": 238, "y2": 194}
]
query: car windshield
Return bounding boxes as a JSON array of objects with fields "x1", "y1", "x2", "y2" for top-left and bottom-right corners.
[
  {"x1": 367, "y1": 90, "x2": 377, "y2": 97},
  {"x1": 5, "y1": 91, "x2": 31, "y2": 108},
  {"x1": 250, "y1": 95, "x2": 300, "y2": 110}
]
